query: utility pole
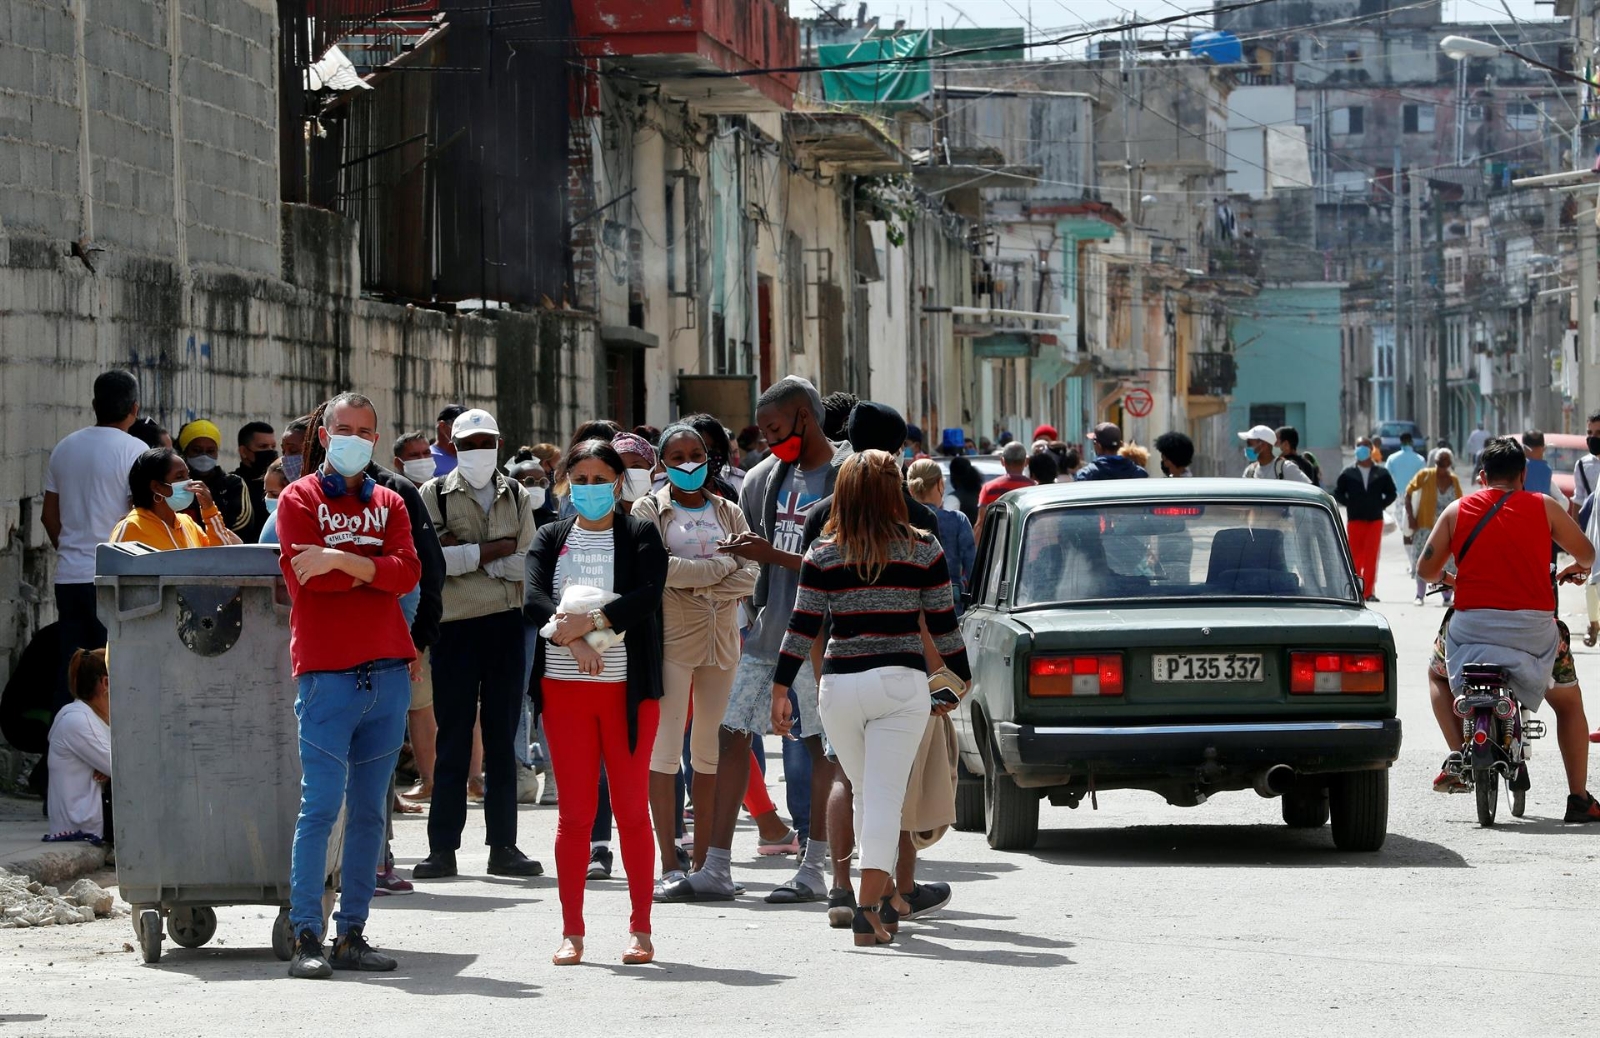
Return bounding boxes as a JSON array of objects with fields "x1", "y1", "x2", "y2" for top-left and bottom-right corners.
[
  {"x1": 1411, "y1": 171, "x2": 1425, "y2": 431},
  {"x1": 1392, "y1": 153, "x2": 1406, "y2": 416},
  {"x1": 1580, "y1": 201, "x2": 1596, "y2": 423},
  {"x1": 1435, "y1": 198, "x2": 1450, "y2": 444}
]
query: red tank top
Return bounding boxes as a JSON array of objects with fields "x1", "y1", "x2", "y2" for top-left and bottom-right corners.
[{"x1": 1448, "y1": 489, "x2": 1552, "y2": 613}]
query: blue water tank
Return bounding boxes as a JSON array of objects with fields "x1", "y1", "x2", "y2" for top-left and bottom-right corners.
[{"x1": 1190, "y1": 31, "x2": 1243, "y2": 65}]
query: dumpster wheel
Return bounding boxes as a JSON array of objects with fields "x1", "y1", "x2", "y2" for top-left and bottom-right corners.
[
  {"x1": 168, "y1": 907, "x2": 217, "y2": 949},
  {"x1": 137, "y1": 910, "x2": 163, "y2": 964},
  {"x1": 271, "y1": 911, "x2": 294, "y2": 961}
]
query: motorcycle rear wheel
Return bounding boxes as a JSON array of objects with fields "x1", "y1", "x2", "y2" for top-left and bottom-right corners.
[{"x1": 1474, "y1": 767, "x2": 1498, "y2": 826}]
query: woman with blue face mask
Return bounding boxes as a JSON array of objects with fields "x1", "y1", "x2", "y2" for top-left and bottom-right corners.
[
  {"x1": 524, "y1": 438, "x2": 668, "y2": 968},
  {"x1": 630, "y1": 424, "x2": 760, "y2": 886},
  {"x1": 110, "y1": 447, "x2": 242, "y2": 550}
]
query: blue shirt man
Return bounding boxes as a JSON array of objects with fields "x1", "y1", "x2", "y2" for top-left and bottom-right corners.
[
  {"x1": 1521, "y1": 430, "x2": 1554, "y2": 498},
  {"x1": 1385, "y1": 436, "x2": 1426, "y2": 502},
  {"x1": 432, "y1": 404, "x2": 466, "y2": 476}
]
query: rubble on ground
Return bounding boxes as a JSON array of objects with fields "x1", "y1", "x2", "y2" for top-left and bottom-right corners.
[{"x1": 0, "y1": 870, "x2": 119, "y2": 928}]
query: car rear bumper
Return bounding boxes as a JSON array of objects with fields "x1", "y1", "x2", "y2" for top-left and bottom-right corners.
[{"x1": 994, "y1": 718, "x2": 1402, "y2": 785}]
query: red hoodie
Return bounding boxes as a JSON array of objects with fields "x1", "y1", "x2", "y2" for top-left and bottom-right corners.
[{"x1": 275, "y1": 475, "x2": 421, "y2": 677}]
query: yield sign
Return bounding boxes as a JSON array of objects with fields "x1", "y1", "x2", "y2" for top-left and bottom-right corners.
[{"x1": 1123, "y1": 387, "x2": 1154, "y2": 418}]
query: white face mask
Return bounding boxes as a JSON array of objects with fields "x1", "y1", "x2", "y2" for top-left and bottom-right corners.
[
  {"x1": 523, "y1": 485, "x2": 547, "y2": 510},
  {"x1": 401, "y1": 458, "x2": 436, "y2": 485},
  {"x1": 622, "y1": 469, "x2": 652, "y2": 503},
  {"x1": 455, "y1": 448, "x2": 499, "y2": 489}
]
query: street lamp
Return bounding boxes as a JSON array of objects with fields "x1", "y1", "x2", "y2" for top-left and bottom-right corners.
[{"x1": 1439, "y1": 35, "x2": 1501, "y2": 61}]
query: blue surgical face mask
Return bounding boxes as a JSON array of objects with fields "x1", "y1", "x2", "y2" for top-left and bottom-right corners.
[
  {"x1": 1355, "y1": 445, "x2": 1372, "y2": 462},
  {"x1": 1244, "y1": 445, "x2": 1258, "y2": 460},
  {"x1": 281, "y1": 455, "x2": 304, "y2": 481},
  {"x1": 165, "y1": 482, "x2": 195, "y2": 512},
  {"x1": 324, "y1": 434, "x2": 375, "y2": 478},
  {"x1": 666, "y1": 461, "x2": 709, "y2": 493},
  {"x1": 570, "y1": 481, "x2": 618, "y2": 521},
  {"x1": 265, "y1": 496, "x2": 279, "y2": 514}
]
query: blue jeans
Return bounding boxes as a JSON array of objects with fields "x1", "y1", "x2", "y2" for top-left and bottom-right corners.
[{"x1": 290, "y1": 658, "x2": 411, "y2": 936}]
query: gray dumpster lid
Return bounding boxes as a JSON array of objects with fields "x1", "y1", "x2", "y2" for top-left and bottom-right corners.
[{"x1": 95, "y1": 542, "x2": 283, "y2": 577}]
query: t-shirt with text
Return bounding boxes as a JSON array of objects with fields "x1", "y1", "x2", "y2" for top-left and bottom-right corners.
[
  {"x1": 743, "y1": 463, "x2": 831, "y2": 659},
  {"x1": 545, "y1": 526, "x2": 627, "y2": 682}
]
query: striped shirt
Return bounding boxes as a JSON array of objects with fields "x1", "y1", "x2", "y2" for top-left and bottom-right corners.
[
  {"x1": 775, "y1": 534, "x2": 970, "y2": 688},
  {"x1": 543, "y1": 526, "x2": 628, "y2": 683}
]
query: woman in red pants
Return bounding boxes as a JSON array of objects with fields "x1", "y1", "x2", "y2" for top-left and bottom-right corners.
[{"x1": 525, "y1": 438, "x2": 667, "y2": 966}]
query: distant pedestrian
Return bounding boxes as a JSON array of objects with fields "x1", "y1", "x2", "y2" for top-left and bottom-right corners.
[
  {"x1": 1154, "y1": 431, "x2": 1194, "y2": 477},
  {"x1": 276, "y1": 392, "x2": 421, "y2": 979},
  {"x1": 176, "y1": 419, "x2": 253, "y2": 538},
  {"x1": 978, "y1": 442, "x2": 1034, "y2": 509},
  {"x1": 1572, "y1": 410, "x2": 1600, "y2": 647},
  {"x1": 1239, "y1": 424, "x2": 1308, "y2": 481},
  {"x1": 1333, "y1": 437, "x2": 1397, "y2": 602},
  {"x1": 1465, "y1": 420, "x2": 1491, "y2": 464},
  {"x1": 234, "y1": 421, "x2": 278, "y2": 543},
  {"x1": 945, "y1": 455, "x2": 983, "y2": 524},
  {"x1": 1027, "y1": 450, "x2": 1059, "y2": 486},
  {"x1": 1521, "y1": 429, "x2": 1556, "y2": 499},
  {"x1": 432, "y1": 404, "x2": 467, "y2": 476},
  {"x1": 1275, "y1": 426, "x2": 1321, "y2": 487},
  {"x1": 1074, "y1": 423, "x2": 1148, "y2": 481},
  {"x1": 907, "y1": 459, "x2": 976, "y2": 610},
  {"x1": 43, "y1": 370, "x2": 147, "y2": 708},
  {"x1": 1402, "y1": 448, "x2": 1462, "y2": 605},
  {"x1": 1385, "y1": 432, "x2": 1426, "y2": 531}
]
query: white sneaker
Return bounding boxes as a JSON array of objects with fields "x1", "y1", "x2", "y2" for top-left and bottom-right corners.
[{"x1": 516, "y1": 766, "x2": 540, "y2": 804}]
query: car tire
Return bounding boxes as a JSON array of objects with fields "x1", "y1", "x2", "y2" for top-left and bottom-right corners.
[
  {"x1": 954, "y1": 761, "x2": 984, "y2": 832},
  {"x1": 1329, "y1": 769, "x2": 1388, "y2": 852},
  {"x1": 1280, "y1": 785, "x2": 1329, "y2": 828},
  {"x1": 982, "y1": 737, "x2": 1039, "y2": 850}
]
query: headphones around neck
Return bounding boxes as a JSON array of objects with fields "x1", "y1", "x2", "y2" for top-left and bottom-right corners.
[{"x1": 319, "y1": 467, "x2": 376, "y2": 503}]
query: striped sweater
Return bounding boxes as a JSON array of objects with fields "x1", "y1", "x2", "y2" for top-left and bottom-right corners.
[{"x1": 775, "y1": 534, "x2": 971, "y2": 688}]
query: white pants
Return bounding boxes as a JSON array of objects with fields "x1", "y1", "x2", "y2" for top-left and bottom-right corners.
[{"x1": 817, "y1": 667, "x2": 929, "y2": 873}]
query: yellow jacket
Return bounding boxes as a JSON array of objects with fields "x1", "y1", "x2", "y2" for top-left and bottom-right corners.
[
  {"x1": 1404, "y1": 467, "x2": 1464, "y2": 530},
  {"x1": 109, "y1": 506, "x2": 233, "y2": 550}
]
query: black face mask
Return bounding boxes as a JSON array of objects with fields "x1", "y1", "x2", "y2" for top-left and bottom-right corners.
[
  {"x1": 1588, "y1": 436, "x2": 1600, "y2": 457},
  {"x1": 246, "y1": 449, "x2": 279, "y2": 473}
]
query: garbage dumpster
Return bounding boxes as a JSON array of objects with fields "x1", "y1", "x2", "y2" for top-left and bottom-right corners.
[{"x1": 95, "y1": 542, "x2": 343, "y2": 964}]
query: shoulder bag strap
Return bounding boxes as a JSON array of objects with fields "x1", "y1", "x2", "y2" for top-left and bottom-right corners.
[
  {"x1": 1456, "y1": 491, "x2": 1513, "y2": 564},
  {"x1": 1580, "y1": 459, "x2": 1592, "y2": 497}
]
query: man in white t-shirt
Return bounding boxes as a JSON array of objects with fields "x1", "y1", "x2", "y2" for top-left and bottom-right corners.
[{"x1": 42, "y1": 371, "x2": 146, "y2": 707}]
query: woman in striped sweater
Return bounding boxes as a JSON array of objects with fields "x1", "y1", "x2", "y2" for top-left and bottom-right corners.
[{"x1": 771, "y1": 449, "x2": 971, "y2": 947}]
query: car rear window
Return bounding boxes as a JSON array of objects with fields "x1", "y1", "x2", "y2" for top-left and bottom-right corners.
[
  {"x1": 1013, "y1": 502, "x2": 1358, "y2": 606},
  {"x1": 1543, "y1": 445, "x2": 1584, "y2": 476}
]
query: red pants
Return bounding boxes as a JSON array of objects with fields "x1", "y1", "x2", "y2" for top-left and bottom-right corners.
[
  {"x1": 743, "y1": 750, "x2": 776, "y2": 817},
  {"x1": 542, "y1": 679, "x2": 659, "y2": 937},
  {"x1": 1347, "y1": 519, "x2": 1382, "y2": 598}
]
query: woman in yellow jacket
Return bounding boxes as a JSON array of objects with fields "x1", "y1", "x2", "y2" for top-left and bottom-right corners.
[
  {"x1": 630, "y1": 423, "x2": 759, "y2": 882},
  {"x1": 110, "y1": 447, "x2": 242, "y2": 549},
  {"x1": 1402, "y1": 447, "x2": 1463, "y2": 605}
]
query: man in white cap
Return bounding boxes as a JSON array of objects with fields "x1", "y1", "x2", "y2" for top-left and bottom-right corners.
[
  {"x1": 412, "y1": 408, "x2": 543, "y2": 880},
  {"x1": 1240, "y1": 424, "x2": 1309, "y2": 481}
]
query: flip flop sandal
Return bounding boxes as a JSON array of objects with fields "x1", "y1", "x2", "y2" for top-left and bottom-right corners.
[
  {"x1": 763, "y1": 880, "x2": 823, "y2": 904},
  {"x1": 653, "y1": 876, "x2": 735, "y2": 903}
]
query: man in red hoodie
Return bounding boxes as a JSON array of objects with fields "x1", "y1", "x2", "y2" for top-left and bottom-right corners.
[{"x1": 275, "y1": 393, "x2": 421, "y2": 980}]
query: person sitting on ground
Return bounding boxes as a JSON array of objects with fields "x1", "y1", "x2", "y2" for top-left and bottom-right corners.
[
  {"x1": 45, "y1": 648, "x2": 112, "y2": 844},
  {"x1": 111, "y1": 447, "x2": 242, "y2": 550}
]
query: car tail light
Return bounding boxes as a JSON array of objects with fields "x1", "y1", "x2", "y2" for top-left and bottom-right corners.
[
  {"x1": 1030, "y1": 654, "x2": 1123, "y2": 697},
  {"x1": 1289, "y1": 651, "x2": 1385, "y2": 694}
]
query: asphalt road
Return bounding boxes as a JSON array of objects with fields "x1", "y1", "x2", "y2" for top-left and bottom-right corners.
[{"x1": 2, "y1": 534, "x2": 1596, "y2": 1037}]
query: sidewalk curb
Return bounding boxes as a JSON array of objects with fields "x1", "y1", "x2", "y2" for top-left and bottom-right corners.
[{"x1": 0, "y1": 842, "x2": 107, "y2": 887}]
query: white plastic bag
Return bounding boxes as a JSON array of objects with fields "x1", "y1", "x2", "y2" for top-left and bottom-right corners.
[{"x1": 540, "y1": 584, "x2": 625, "y2": 652}]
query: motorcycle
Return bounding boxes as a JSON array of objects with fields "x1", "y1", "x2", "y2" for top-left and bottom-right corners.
[{"x1": 1452, "y1": 663, "x2": 1545, "y2": 825}]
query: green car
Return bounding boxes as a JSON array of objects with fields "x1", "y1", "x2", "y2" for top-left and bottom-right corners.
[{"x1": 955, "y1": 479, "x2": 1401, "y2": 852}]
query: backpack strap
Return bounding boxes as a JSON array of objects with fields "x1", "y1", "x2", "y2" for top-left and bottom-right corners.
[{"x1": 1580, "y1": 459, "x2": 1592, "y2": 497}]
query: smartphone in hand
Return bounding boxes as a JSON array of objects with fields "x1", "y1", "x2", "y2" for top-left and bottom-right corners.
[{"x1": 930, "y1": 687, "x2": 961, "y2": 712}]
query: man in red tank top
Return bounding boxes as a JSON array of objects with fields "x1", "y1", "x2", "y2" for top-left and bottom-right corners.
[{"x1": 1417, "y1": 438, "x2": 1600, "y2": 822}]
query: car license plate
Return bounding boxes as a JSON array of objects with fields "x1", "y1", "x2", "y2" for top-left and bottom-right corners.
[{"x1": 1152, "y1": 653, "x2": 1263, "y2": 683}]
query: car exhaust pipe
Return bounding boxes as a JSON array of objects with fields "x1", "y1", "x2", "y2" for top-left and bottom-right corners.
[{"x1": 1254, "y1": 765, "x2": 1294, "y2": 799}]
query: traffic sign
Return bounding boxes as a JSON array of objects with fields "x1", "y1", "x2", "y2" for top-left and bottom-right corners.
[{"x1": 1124, "y1": 388, "x2": 1153, "y2": 417}]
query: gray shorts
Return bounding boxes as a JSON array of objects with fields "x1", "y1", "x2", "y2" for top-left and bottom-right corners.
[{"x1": 723, "y1": 654, "x2": 822, "y2": 739}]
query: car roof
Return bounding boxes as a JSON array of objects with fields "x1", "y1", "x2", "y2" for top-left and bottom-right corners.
[
  {"x1": 1512, "y1": 432, "x2": 1586, "y2": 447},
  {"x1": 999, "y1": 477, "x2": 1335, "y2": 510}
]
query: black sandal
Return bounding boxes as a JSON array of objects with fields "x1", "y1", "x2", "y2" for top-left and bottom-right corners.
[
  {"x1": 851, "y1": 905, "x2": 892, "y2": 946},
  {"x1": 879, "y1": 897, "x2": 901, "y2": 935},
  {"x1": 827, "y1": 887, "x2": 857, "y2": 929}
]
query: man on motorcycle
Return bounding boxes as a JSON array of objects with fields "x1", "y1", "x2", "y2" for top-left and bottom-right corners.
[{"x1": 1417, "y1": 437, "x2": 1600, "y2": 822}]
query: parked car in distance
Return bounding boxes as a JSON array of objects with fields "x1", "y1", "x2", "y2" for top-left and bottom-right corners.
[
  {"x1": 1511, "y1": 432, "x2": 1585, "y2": 501},
  {"x1": 1372, "y1": 420, "x2": 1426, "y2": 459},
  {"x1": 954, "y1": 479, "x2": 1401, "y2": 853}
]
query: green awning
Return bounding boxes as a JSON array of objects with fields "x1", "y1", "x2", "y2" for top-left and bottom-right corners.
[
  {"x1": 819, "y1": 31, "x2": 931, "y2": 104},
  {"x1": 973, "y1": 333, "x2": 1035, "y2": 359}
]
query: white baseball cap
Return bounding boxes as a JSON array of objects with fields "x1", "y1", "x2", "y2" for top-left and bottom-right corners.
[
  {"x1": 452, "y1": 408, "x2": 500, "y2": 439},
  {"x1": 1237, "y1": 424, "x2": 1277, "y2": 444}
]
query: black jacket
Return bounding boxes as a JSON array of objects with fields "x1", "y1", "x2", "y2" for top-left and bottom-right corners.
[
  {"x1": 368, "y1": 463, "x2": 446, "y2": 651},
  {"x1": 1333, "y1": 464, "x2": 1398, "y2": 522},
  {"x1": 524, "y1": 510, "x2": 668, "y2": 751}
]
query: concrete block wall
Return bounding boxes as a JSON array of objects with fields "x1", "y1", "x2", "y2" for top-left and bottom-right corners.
[{"x1": 0, "y1": 0, "x2": 279, "y2": 274}]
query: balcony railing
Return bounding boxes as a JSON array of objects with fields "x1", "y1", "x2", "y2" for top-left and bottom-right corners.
[{"x1": 1189, "y1": 352, "x2": 1237, "y2": 396}]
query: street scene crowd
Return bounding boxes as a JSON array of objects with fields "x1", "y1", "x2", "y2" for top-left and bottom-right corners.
[{"x1": 18, "y1": 368, "x2": 1600, "y2": 979}]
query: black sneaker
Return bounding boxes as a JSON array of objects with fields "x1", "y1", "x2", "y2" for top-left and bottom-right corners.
[
  {"x1": 1564, "y1": 792, "x2": 1600, "y2": 823},
  {"x1": 586, "y1": 845, "x2": 614, "y2": 880},
  {"x1": 411, "y1": 851, "x2": 458, "y2": 880},
  {"x1": 329, "y1": 927, "x2": 397, "y2": 972},
  {"x1": 287, "y1": 928, "x2": 331, "y2": 980},
  {"x1": 487, "y1": 846, "x2": 544, "y2": 877},
  {"x1": 901, "y1": 881, "x2": 952, "y2": 919},
  {"x1": 826, "y1": 887, "x2": 857, "y2": 929}
]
